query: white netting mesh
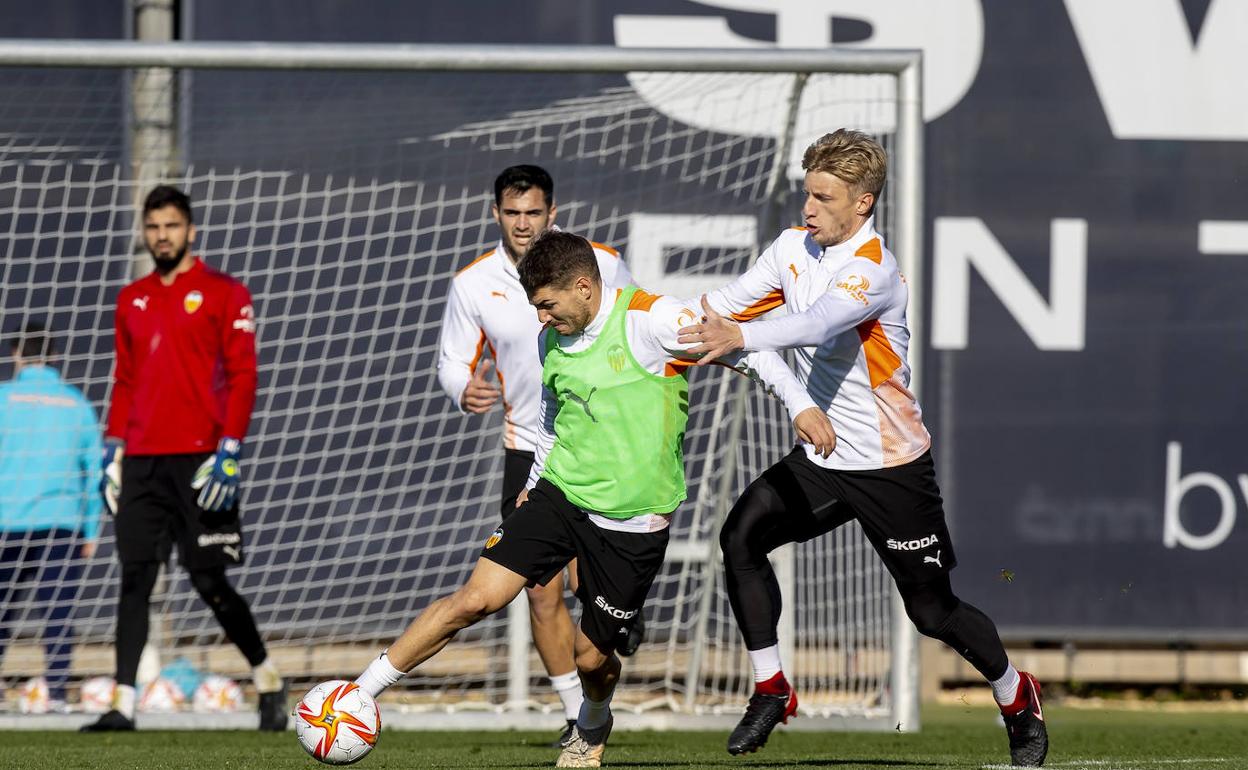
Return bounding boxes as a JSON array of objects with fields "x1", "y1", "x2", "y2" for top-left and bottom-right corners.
[{"x1": 0, "y1": 61, "x2": 904, "y2": 723}]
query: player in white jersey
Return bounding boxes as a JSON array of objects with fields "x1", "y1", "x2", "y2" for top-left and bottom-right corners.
[
  {"x1": 435, "y1": 165, "x2": 634, "y2": 745},
  {"x1": 679, "y1": 130, "x2": 1048, "y2": 767}
]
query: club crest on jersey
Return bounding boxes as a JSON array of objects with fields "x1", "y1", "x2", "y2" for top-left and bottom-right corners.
[
  {"x1": 836, "y1": 275, "x2": 870, "y2": 306},
  {"x1": 183, "y1": 290, "x2": 204, "y2": 314},
  {"x1": 607, "y1": 344, "x2": 627, "y2": 373},
  {"x1": 485, "y1": 527, "x2": 504, "y2": 549}
]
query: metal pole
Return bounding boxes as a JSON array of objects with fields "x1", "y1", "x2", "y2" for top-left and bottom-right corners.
[
  {"x1": 890, "y1": 55, "x2": 924, "y2": 734},
  {"x1": 506, "y1": 595, "x2": 531, "y2": 712},
  {"x1": 0, "y1": 39, "x2": 919, "y2": 75},
  {"x1": 129, "y1": 0, "x2": 179, "y2": 279}
]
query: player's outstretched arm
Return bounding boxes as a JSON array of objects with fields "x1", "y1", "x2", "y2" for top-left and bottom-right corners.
[
  {"x1": 677, "y1": 297, "x2": 746, "y2": 363},
  {"x1": 683, "y1": 260, "x2": 890, "y2": 355}
]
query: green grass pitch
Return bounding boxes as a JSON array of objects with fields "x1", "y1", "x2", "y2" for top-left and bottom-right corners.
[{"x1": 1, "y1": 705, "x2": 1243, "y2": 769}]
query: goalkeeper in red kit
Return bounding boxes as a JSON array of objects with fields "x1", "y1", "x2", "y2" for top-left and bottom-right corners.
[{"x1": 81, "y1": 186, "x2": 286, "y2": 732}]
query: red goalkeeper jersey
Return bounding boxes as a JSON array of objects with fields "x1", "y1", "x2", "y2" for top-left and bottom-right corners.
[{"x1": 106, "y1": 258, "x2": 258, "y2": 456}]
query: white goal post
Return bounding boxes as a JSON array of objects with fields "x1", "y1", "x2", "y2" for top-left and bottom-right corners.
[{"x1": 0, "y1": 40, "x2": 923, "y2": 731}]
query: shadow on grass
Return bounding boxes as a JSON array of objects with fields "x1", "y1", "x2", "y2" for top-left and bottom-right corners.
[{"x1": 599, "y1": 761, "x2": 943, "y2": 768}]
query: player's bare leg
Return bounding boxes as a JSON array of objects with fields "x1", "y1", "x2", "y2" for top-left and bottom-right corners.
[
  {"x1": 528, "y1": 569, "x2": 581, "y2": 746},
  {"x1": 355, "y1": 558, "x2": 528, "y2": 697},
  {"x1": 557, "y1": 630, "x2": 619, "y2": 768}
]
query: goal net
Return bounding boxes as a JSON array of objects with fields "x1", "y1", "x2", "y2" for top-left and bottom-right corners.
[{"x1": 0, "y1": 44, "x2": 921, "y2": 729}]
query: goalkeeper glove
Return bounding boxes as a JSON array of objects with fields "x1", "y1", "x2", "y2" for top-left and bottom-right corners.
[
  {"x1": 192, "y1": 437, "x2": 243, "y2": 512},
  {"x1": 100, "y1": 438, "x2": 124, "y2": 516}
]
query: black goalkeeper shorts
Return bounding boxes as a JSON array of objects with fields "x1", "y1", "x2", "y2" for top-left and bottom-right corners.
[
  {"x1": 115, "y1": 453, "x2": 244, "y2": 570},
  {"x1": 480, "y1": 478, "x2": 669, "y2": 654}
]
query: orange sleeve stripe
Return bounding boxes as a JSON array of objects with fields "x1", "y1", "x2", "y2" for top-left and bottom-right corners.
[
  {"x1": 854, "y1": 238, "x2": 883, "y2": 264},
  {"x1": 627, "y1": 288, "x2": 661, "y2": 312},
  {"x1": 591, "y1": 241, "x2": 620, "y2": 258},
  {"x1": 455, "y1": 249, "x2": 494, "y2": 276},
  {"x1": 789, "y1": 226, "x2": 809, "y2": 232},
  {"x1": 731, "y1": 289, "x2": 785, "y2": 322},
  {"x1": 468, "y1": 330, "x2": 487, "y2": 374},
  {"x1": 857, "y1": 320, "x2": 902, "y2": 388},
  {"x1": 664, "y1": 359, "x2": 694, "y2": 377}
]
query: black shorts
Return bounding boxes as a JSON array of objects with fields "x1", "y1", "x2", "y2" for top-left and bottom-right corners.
[
  {"x1": 480, "y1": 478, "x2": 669, "y2": 653},
  {"x1": 752, "y1": 448, "x2": 955, "y2": 584},
  {"x1": 499, "y1": 448, "x2": 535, "y2": 517},
  {"x1": 115, "y1": 453, "x2": 244, "y2": 570}
]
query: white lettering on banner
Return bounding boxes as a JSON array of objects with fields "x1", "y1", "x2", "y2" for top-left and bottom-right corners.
[
  {"x1": 1198, "y1": 221, "x2": 1248, "y2": 255},
  {"x1": 613, "y1": 1, "x2": 982, "y2": 177},
  {"x1": 932, "y1": 217, "x2": 1087, "y2": 351},
  {"x1": 627, "y1": 213, "x2": 757, "y2": 297},
  {"x1": 1016, "y1": 485, "x2": 1159, "y2": 545},
  {"x1": 1163, "y1": 441, "x2": 1247, "y2": 551},
  {"x1": 1065, "y1": 0, "x2": 1248, "y2": 140}
]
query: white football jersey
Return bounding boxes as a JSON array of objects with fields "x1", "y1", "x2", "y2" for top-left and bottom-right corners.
[
  {"x1": 436, "y1": 238, "x2": 633, "y2": 452},
  {"x1": 705, "y1": 217, "x2": 931, "y2": 470}
]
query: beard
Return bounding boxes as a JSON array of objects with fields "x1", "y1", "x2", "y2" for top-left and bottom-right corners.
[{"x1": 151, "y1": 245, "x2": 188, "y2": 274}]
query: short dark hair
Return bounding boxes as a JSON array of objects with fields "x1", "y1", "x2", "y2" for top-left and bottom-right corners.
[
  {"x1": 143, "y1": 184, "x2": 193, "y2": 223},
  {"x1": 518, "y1": 230, "x2": 600, "y2": 295},
  {"x1": 494, "y1": 165, "x2": 554, "y2": 207},
  {"x1": 9, "y1": 321, "x2": 55, "y2": 360}
]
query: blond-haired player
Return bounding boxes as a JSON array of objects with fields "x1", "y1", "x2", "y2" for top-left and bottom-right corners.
[{"x1": 679, "y1": 129, "x2": 1048, "y2": 767}]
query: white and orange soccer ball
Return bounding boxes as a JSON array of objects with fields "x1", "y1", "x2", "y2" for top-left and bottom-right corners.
[
  {"x1": 192, "y1": 675, "x2": 244, "y2": 713},
  {"x1": 80, "y1": 677, "x2": 116, "y2": 713},
  {"x1": 295, "y1": 680, "x2": 381, "y2": 765},
  {"x1": 18, "y1": 676, "x2": 50, "y2": 714},
  {"x1": 138, "y1": 676, "x2": 185, "y2": 712}
]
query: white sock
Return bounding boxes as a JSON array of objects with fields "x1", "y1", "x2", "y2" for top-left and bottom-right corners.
[
  {"x1": 748, "y1": 644, "x2": 783, "y2": 683},
  {"x1": 577, "y1": 696, "x2": 612, "y2": 731},
  {"x1": 113, "y1": 684, "x2": 137, "y2": 720},
  {"x1": 355, "y1": 652, "x2": 406, "y2": 699},
  {"x1": 252, "y1": 659, "x2": 282, "y2": 694},
  {"x1": 550, "y1": 670, "x2": 584, "y2": 721},
  {"x1": 990, "y1": 664, "x2": 1021, "y2": 706}
]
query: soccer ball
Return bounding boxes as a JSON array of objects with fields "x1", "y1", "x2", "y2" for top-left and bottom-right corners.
[
  {"x1": 192, "y1": 675, "x2": 244, "y2": 713},
  {"x1": 80, "y1": 677, "x2": 116, "y2": 713},
  {"x1": 139, "y1": 677, "x2": 186, "y2": 712},
  {"x1": 18, "y1": 677, "x2": 50, "y2": 714},
  {"x1": 295, "y1": 680, "x2": 381, "y2": 765}
]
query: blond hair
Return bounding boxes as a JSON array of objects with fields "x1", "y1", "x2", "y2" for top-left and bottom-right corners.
[{"x1": 801, "y1": 129, "x2": 887, "y2": 205}]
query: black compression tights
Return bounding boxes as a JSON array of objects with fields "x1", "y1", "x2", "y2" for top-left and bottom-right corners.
[
  {"x1": 115, "y1": 563, "x2": 267, "y2": 687},
  {"x1": 720, "y1": 478, "x2": 1009, "y2": 681},
  {"x1": 719, "y1": 479, "x2": 800, "y2": 651},
  {"x1": 898, "y1": 574, "x2": 1009, "y2": 681}
]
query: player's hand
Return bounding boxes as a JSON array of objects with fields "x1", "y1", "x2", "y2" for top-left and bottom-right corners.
[
  {"x1": 81, "y1": 540, "x2": 98, "y2": 559},
  {"x1": 515, "y1": 488, "x2": 530, "y2": 508},
  {"x1": 460, "y1": 359, "x2": 501, "y2": 414},
  {"x1": 191, "y1": 437, "x2": 242, "y2": 512},
  {"x1": 100, "y1": 438, "x2": 124, "y2": 516},
  {"x1": 677, "y1": 296, "x2": 744, "y2": 365},
  {"x1": 794, "y1": 407, "x2": 836, "y2": 458}
]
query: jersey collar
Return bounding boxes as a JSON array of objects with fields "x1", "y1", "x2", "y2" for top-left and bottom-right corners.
[
  {"x1": 496, "y1": 240, "x2": 521, "y2": 281},
  {"x1": 145, "y1": 256, "x2": 205, "y2": 288},
  {"x1": 819, "y1": 215, "x2": 880, "y2": 264}
]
